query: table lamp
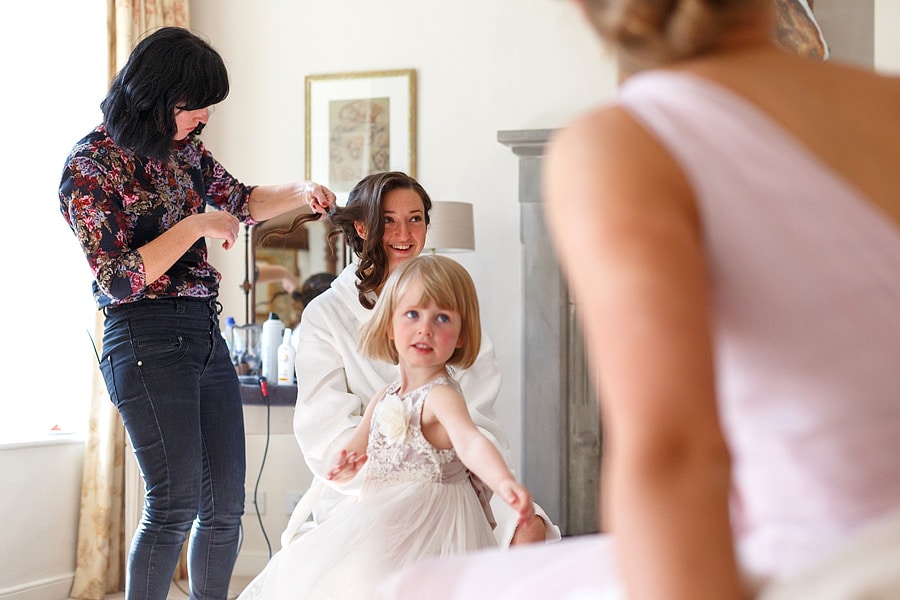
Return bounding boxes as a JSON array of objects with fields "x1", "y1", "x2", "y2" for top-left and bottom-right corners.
[{"x1": 425, "y1": 201, "x2": 475, "y2": 254}]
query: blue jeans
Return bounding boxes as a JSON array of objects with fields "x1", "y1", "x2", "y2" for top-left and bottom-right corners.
[{"x1": 100, "y1": 297, "x2": 245, "y2": 600}]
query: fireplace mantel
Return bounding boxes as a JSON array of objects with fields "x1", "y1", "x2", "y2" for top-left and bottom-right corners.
[{"x1": 499, "y1": 129, "x2": 600, "y2": 536}]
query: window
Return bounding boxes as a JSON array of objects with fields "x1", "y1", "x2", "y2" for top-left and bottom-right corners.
[{"x1": 0, "y1": 3, "x2": 107, "y2": 442}]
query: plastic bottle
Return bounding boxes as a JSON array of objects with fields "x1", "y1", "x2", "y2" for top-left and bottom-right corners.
[
  {"x1": 277, "y1": 328, "x2": 296, "y2": 385},
  {"x1": 260, "y1": 312, "x2": 284, "y2": 383},
  {"x1": 223, "y1": 316, "x2": 236, "y2": 362}
]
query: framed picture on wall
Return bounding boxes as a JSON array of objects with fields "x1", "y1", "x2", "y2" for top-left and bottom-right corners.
[{"x1": 305, "y1": 69, "x2": 417, "y2": 201}]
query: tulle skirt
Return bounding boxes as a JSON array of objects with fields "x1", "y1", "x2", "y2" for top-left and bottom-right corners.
[
  {"x1": 376, "y1": 533, "x2": 622, "y2": 600},
  {"x1": 239, "y1": 478, "x2": 496, "y2": 600}
]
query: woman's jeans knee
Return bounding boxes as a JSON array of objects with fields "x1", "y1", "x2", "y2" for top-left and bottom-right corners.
[{"x1": 100, "y1": 297, "x2": 245, "y2": 600}]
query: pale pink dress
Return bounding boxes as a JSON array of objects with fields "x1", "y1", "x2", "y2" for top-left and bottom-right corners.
[{"x1": 377, "y1": 70, "x2": 900, "y2": 599}]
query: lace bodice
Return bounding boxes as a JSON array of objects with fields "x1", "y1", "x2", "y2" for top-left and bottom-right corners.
[{"x1": 366, "y1": 376, "x2": 467, "y2": 485}]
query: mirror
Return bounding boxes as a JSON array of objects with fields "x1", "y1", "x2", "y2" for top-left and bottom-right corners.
[{"x1": 248, "y1": 207, "x2": 343, "y2": 329}]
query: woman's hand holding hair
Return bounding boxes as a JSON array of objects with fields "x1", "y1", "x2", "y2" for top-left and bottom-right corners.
[
  {"x1": 248, "y1": 181, "x2": 336, "y2": 222},
  {"x1": 301, "y1": 181, "x2": 337, "y2": 215}
]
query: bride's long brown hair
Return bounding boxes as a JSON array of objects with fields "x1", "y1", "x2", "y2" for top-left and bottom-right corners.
[{"x1": 263, "y1": 172, "x2": 432, "y2": 310}]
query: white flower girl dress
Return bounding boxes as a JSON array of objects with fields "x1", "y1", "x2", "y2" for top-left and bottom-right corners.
[{"x1": 238, "y1": 376, "x2": 496, "y2": 599}]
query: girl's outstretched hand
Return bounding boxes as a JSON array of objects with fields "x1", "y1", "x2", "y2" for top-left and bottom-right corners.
[
  {"x1": 327, "y1": 449, "x2": 368, "y2": 483},
  {"x1": 498, "y1": 480, "x2": 535, "y2": 526}
]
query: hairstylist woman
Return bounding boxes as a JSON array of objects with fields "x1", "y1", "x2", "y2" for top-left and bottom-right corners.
[
  {"x1": 281, "y1": 171, "x2": 559, "y2": 548},
  {"x1": 58, "y1": 27, "x2": 335, "y2": 600}
]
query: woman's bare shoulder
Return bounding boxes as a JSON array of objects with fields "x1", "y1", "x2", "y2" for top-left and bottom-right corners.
[{"x1": 545, "y1": 103, "x2": 694, "y2": 217}]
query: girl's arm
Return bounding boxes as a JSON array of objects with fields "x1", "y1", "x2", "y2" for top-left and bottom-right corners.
[
  {"x1": 543, "y1": 107, "x2": 743, "y2": 600},
  {"x1": 326, "y1": 387, "x2": 382, "y2": 483},
  {"x1": 425, "y1": 385, "x2": 535, "y2": 525}
]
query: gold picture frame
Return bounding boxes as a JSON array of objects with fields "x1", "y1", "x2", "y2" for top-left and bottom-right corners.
[{"x1": 305, "y1": 69, "x2": 417, "y2": 201}]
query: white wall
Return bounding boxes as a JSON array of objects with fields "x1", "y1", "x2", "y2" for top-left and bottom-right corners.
[
  {"x1": 814, "y1": 0, "x2": 875, "y2": 66},
  {"x1": 238, "y1": 406, "x2": 314, "y2": 576},
  {"x1": 876, "y1": 0, "x2": 900, "y2": 72},
  {"x1": 0, "y1": 441, "x2": 83, "y2": 599}
]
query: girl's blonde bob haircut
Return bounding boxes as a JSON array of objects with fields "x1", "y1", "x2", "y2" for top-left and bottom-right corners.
[{"x1": 359, "y1": 254, "x2": 482, "y2": 370}]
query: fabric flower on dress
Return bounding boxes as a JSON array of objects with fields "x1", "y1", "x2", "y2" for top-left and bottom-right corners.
[{"x1": 377, "y1": 395, "x2": 409, "y2": 444}]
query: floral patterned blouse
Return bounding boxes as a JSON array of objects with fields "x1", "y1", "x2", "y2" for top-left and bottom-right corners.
[{"x1": 59, "y1": 126, "x2": 255, "y2": 309}]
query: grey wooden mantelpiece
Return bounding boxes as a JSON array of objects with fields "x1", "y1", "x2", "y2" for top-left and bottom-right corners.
[{"x1": 498, "y1": 129, "x2": 601, "y2": 537}]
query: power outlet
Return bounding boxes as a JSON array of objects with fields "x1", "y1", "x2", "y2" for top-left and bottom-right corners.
[
  {"x1": 245, "y1": 492, "x2": 266, "y2": 515},
  {"x1": 285, "y1": 492, "x2": 303, "y2": 515}
]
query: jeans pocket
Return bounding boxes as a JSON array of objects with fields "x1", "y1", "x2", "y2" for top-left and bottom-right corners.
[{"x1": 133, "y1": 332, "x2": 189, "y2": 368}]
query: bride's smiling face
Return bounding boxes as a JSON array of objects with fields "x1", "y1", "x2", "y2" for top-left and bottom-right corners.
[{"x1": 355, "y1": 188, "x2": 428, "y2": 275}]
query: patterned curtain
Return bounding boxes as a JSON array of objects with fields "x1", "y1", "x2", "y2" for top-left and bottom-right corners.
[{"x1": 70, "y1": 2, "x2": 190, "y2": 598}]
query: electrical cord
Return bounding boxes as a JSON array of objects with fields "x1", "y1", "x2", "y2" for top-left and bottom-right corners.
[
  {"x1": 87, "y1": 329, "x2": 101, "y2": 364},
  {"x1": 254, "y1": 376, "x2": 273, "y2": 558}
]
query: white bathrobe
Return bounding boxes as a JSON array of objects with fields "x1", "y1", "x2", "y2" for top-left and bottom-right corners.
[{"x1": 282, "y1": 262, "x2": 559, "y2": 548}]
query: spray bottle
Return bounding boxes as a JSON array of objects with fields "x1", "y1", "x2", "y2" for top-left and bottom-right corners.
[
  {"x1": 261, "y1": 312, "x2": 284, "y2": 383},
  {"x1": 277, "y1": 328, "x2": 296, "y2": 385}
]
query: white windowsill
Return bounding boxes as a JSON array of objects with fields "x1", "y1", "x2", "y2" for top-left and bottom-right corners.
[{"x1": 0, "y1": 432, "x2": 86, "y2": 451}]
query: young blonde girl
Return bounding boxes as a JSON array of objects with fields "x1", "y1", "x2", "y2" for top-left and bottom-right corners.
[{"x1": 238, "y1": 254, "x2": 534, "y2": 599}]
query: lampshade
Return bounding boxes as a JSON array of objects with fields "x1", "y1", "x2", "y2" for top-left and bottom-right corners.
[{"x1": 425, "y1": 201, "x2": 475, "y2": 253}]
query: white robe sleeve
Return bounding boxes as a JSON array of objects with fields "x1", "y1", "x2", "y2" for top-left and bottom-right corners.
[{"x1": 293, "y1": 294, "x2": 369, "y2": 496}]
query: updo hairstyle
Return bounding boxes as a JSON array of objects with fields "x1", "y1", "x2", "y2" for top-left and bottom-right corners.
[{"x1": 579, "y1": 0, "x2": 760, "y2": 72}]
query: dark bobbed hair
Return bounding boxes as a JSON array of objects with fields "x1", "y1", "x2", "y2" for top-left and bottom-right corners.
[
  {"x1": 101, "y1": 26, "x2": 229, "y2": 160},
  {"x1": 293, "y1": 271, "x2": 338, "y2": 307},
  {"x1": 359, "y1": 254, "x2": 481, "y2": 370}
]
